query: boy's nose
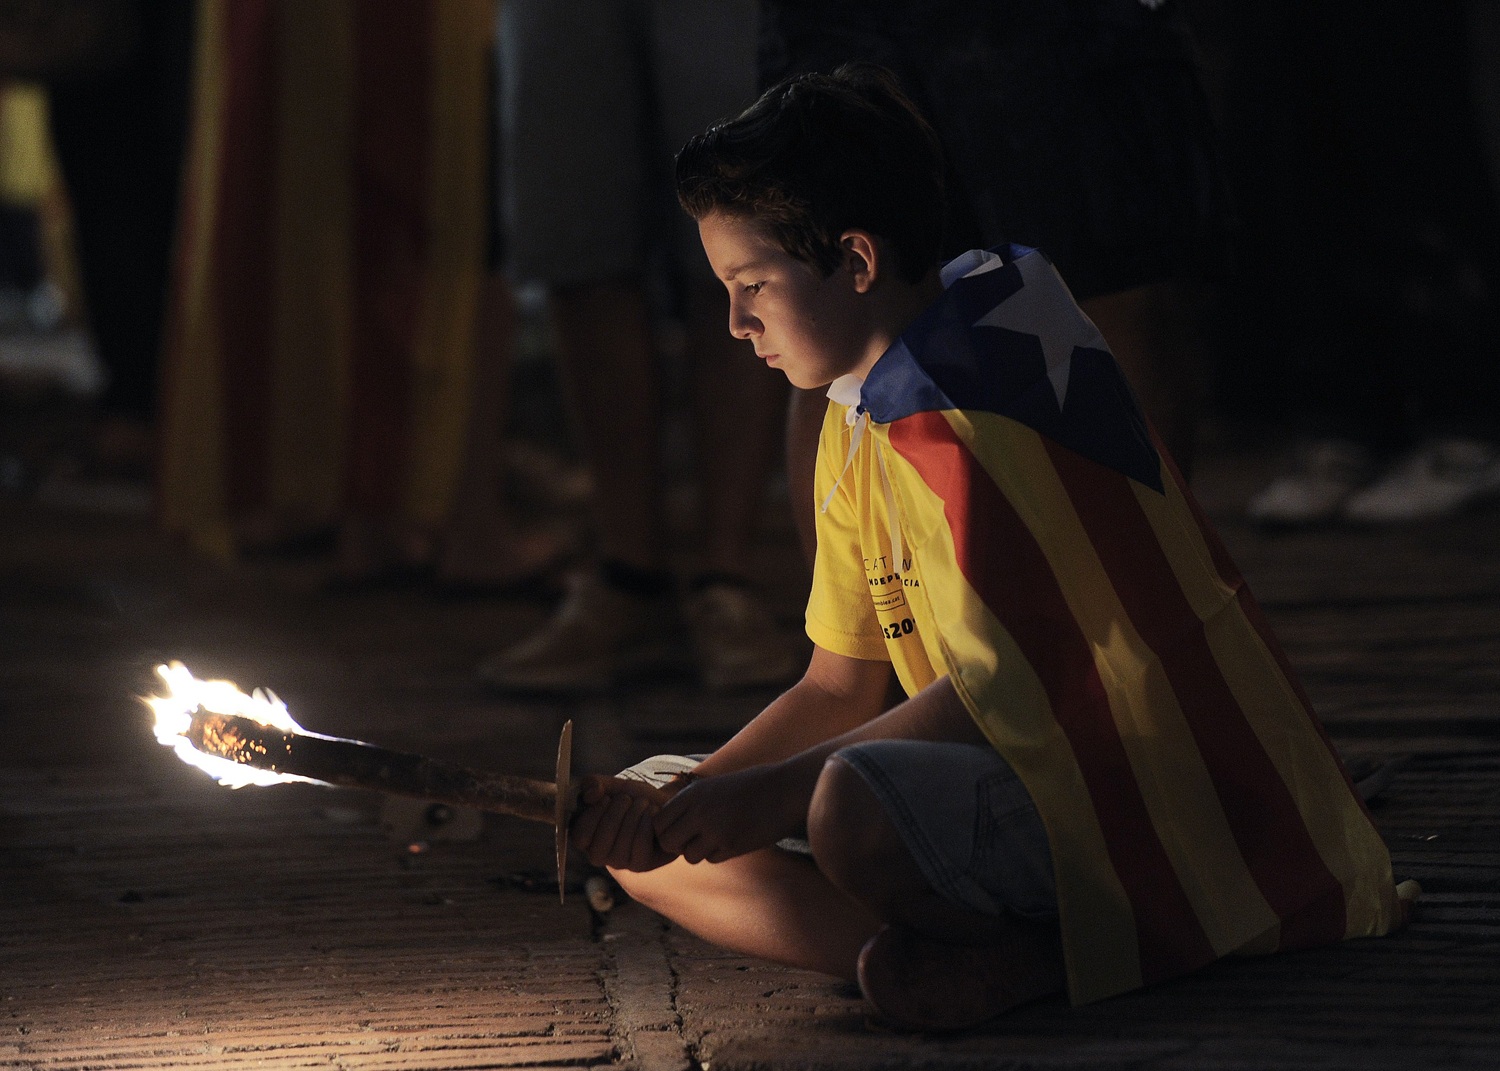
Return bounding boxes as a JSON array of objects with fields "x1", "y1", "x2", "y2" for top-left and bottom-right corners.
[
  {"x1": 729, "y1": 314, "x2": 761, "y2": 340},
  {"x1": 728, "y1": 300, "x2": 760, "y2": 339}
]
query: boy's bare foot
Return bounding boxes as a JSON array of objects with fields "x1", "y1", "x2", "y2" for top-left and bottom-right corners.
[{"x1": 856, "y1": 921, "x2": 1065, "y2": 1032}]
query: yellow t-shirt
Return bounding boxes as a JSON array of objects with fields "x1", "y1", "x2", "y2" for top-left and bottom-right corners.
[{"x1": 806, "y1": 397, "x2": 942, "y2": 700}]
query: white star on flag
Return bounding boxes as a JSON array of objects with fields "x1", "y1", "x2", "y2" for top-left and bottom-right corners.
[{"x1": 974, "y1": 254, "x2": 1107, "y2": 410}]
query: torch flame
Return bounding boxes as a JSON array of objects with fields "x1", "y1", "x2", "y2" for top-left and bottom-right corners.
[{"x1": 148, "y1": 662, "x2": 326, "y2": 788}]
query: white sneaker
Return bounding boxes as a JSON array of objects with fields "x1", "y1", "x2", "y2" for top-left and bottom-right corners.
[
  {"x1": 1246, "y1": 439, "x2": 1375, "y2": 527},
  {"x1": 683, "y1": 584, "x2": 803, "y2": 692},
  {"x1": 1342, "y1": 437, "x2": 1500, "y2": 524}
]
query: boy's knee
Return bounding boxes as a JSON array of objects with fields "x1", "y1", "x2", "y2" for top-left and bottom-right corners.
[
  {"x1": 807, "y1": 753, "x2": 892, "y2": 896},
  {"x1": 808, "y1": 751, "x2": 860, "y2": 829}
]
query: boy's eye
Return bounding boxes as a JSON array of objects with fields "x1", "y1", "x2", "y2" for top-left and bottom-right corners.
[{"x1": 744, "y1": 282, "x2": 763, "y2": 295}]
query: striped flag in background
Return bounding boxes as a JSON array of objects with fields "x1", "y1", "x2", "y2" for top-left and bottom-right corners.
[
  {"x1": 158, "y1": 0, "x2": 493, "y2": 560},
  {"x1": 862, "y1": 247, "x2": 1403, "y2": 1004}
]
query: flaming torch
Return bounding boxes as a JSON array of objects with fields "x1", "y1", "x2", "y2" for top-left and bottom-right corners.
[{"x1": 148, "y1": 662, "x2": 577, "y2": 900}]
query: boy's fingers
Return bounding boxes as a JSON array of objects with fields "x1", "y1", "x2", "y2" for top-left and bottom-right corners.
[
  {"x1": 572, "y1": 780, "x2": 676, "y2": 863},
  {"x1": 578, "y1": 774, "x2": 612, "y2": 805},
  {"x1": 653, "y1": 794, "x2": 694, "y2": 849},
  {"x1": 609, "y1": 799, "x2": 651, "y2": 870},
  {"x1": 654, "y1": 817, "x2": 687, "y2": 856},
  {"x1": 678, "y1": 832, "x2": 713, "y2": 866},
  {"x1": 569, "y1": 798, "x2": 606, "y2": 850},
  {"x1": 586, "y1": 795, "x2": 635, "y2": 868},
  {"x1": 628, "y1": 809, "x2": 662, "y2": 871}
]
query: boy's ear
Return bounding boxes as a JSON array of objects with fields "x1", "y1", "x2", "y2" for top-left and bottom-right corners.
[{"x1": 839, "y1": 230, "x2": 881, "y2": 294}]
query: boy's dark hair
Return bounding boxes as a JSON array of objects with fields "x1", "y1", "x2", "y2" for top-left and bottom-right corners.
[{"x1": 675, "y1": 63, "x2": 946, "y2": 285}]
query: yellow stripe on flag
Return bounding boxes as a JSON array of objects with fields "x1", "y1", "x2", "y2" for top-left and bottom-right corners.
[
  {"x1": 1205, "y1": 608, "x2": 1400, "y2": 936},
  {"x1": 937, "y1": 411, "x2": 1281, "y2": 957},
  {"x1": 159, "y1": 0, "x2": 233, "y2": 561},
  {"x1": 1131, "y1": 476, "x2": 1401, "y2": 938},
  {"x1": 403, "y1": 0, "x2": 492, "y2": 526},
  {"x1": 268, "y1": 0, "x2": 354, "y2": 525},
  {"x1": 878, "y1": 423, "x2": 1142, "y2": 1000}
]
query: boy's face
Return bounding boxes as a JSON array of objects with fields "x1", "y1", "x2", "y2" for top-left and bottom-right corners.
[{"x1": 698, "y1": 211, "x2": 877, "y2": 390}]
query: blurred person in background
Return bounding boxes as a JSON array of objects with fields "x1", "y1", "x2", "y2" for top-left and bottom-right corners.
[
  {"x1": 1221, "y1": 1, "x2": 1500, "y2": 526},
  {"x1": 0, "y1": 84, "x2": 50, "y2": 330},
  {"x1": 760, "y1": 0, "x2": 1229, "y2": 560},
  {"x1": 156, "y1": 0, "x2": 565, "y2": 592},
  {"x1": 47, "y1": 0, "x2": 193, "y2": 478},
  {"x1": 478, "y1": 0, "x2": 801, "y2": 695},
  {"x1": 0, "y1": 0, "x2": 193, "y2": 480}
]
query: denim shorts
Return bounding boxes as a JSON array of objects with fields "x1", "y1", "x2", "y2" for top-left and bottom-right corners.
[{"x1": 618, "y1": 740, "x2": 1057, "y2": 921}]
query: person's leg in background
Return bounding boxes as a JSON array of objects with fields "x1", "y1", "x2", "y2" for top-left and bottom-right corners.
[
  {"x1": 1336, "y1": 0, "x2": 1500, "y2": 523},
  {"x1": 482, "y1": 0, "x2": 798, "y2": 693},
  {"x1": 482, "y1": 0, "x2": 678, "y2": 690},
  {"x1": 435, "y1": 270, "x2": 577, "y2": 591},
  {"x1": 660, "y1": 0, "x2": 800, "y2": 690},
  {"x1": 46, "y1": 0, "x2": 195, "y2": 477},
  {"x1": 1231, "y1": 0, "x2": 1500, "y2": 526}
]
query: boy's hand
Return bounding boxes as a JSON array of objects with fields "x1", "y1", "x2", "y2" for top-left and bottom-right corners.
[
  {"x1": 652, "y1": 762, "x2": 810, "y2": 865},
  {"x1": 568, "y1": 775, "x2": 676, "y2": 872}
]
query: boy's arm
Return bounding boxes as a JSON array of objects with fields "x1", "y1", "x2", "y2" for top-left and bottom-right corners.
[
  {"x1": 691, "y1": 644, "x2": 895, "y2": 778},
  {"x1": 569, "y1": 645, "x2": 890, "y2": 871},
  {"x1": 654, "y1": 655, "x2": 989, "y2": 865}
]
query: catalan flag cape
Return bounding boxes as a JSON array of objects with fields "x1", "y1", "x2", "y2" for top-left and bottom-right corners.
[
  {"x1": 806, "y1": 247, "x2": 1403, "y2": 1005},
  {"x1": 158, "y1": 0, "x2": 493, "y2": 560}
]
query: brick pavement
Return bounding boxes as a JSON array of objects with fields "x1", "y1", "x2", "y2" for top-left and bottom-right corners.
[{"x1": 2, "y1": 445, "x2": 1499, "y2": 1070}]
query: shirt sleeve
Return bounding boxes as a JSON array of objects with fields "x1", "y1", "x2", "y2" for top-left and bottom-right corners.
[{"x1": 805, "y1": 403, "x2": 888, "y2": 662}]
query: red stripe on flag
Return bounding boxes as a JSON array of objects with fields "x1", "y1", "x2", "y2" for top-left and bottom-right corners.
[
  {"x1": 346, "y1": 1, "x2": 432, "y2": 513},
  {"x1": 1156, "y1": 430, "x2": 1383, "y2": 928},
  {"x1": 1277, "y1": 880, "x2": 1350, "y2": 952},
  {"x1": 214, "y1": 0, "x2": 279, "y2": 513},
  {"x1": 1154, "y1": 432, "x2": 1326, "y2": 731},
  {"x1": 1155, "y1": 436, "x2": 1325, "y2": 729},
  {"x1": 889, "y1": 411, "x2": 1216, "y2": 984},
  {"x1": 1044, "y1": 438, "x2": 1347, "y2": 945}
]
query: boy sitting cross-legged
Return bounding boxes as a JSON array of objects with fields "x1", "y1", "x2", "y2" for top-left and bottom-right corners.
[{"x1": 569, "y1": 64, "x2": 1411, "y2": 1031}]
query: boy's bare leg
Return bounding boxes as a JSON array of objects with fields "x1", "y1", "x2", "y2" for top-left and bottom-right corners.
[
  {"x1": 550, "y1": 279, "x2": 664, "y2": 572},
  {"x1": 615, "y1": 754, "x2": 1064, "y2": 1027},
  {"x1": 809, "y1": 755, "x2": 1066, "y2": 1028},
  {"x1": 612, "y1": 849, "x2": 881, "y2": 981}
]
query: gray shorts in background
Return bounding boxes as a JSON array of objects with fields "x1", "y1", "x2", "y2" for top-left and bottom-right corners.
[
  {"x1": 618, "y1": 740, "x2": 1057, "y2": 922},
  {"x1": 497, "y1": 0, "x2": 759, "y2": 286}
]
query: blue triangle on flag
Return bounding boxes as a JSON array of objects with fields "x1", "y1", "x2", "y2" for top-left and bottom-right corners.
[{"x1": 862, "y1": 248, "x2": 1163, "y2": 493}]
